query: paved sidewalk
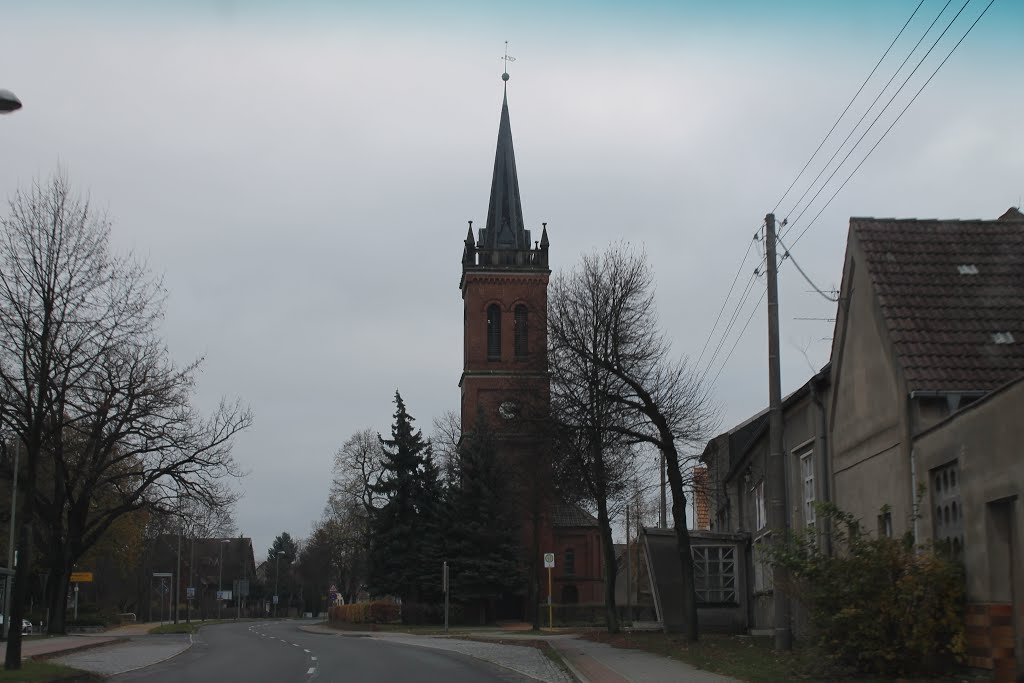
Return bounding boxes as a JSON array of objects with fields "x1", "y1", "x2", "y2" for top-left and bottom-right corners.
[
  {"x1": 550, "y1": 636, "x2": 740, "y2": 683},
  {"x1": 52, "y1": 634, "x2": 191, "y2": 677},
  {"x1": 0, "y1": 634, "x2": 125, "y2": 661},
  {"x1": 305, "y1": 623, "x2": 740, "y2": 683}
]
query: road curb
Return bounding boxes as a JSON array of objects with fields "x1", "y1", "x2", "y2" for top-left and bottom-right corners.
[
  {"x1": 32, "y1": 637, "x2": 129, "y2": 661},
  {"x1": 104, "y1": 633, "x2": 194, "y2": 676},
  {"x1": 543, "y1": 641, "x2": 587, "y2": 683}
]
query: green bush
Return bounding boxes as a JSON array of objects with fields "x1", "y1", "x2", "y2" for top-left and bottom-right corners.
[
  {"x1": 766, "y1": 502, "x2": 965, "y2": 677},
  {"x1": 328, "y1": 601, "x2": 400, "y2": 625}
]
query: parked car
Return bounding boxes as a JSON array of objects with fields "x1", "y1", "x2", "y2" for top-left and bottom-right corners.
[{"x1": 21, "y1": 619, "x2": 32, "y2": 635}]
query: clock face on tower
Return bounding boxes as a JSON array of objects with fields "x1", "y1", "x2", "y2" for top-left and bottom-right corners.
[{"x1": 498, "y1": 400, "x2": 520, "y2": 420}]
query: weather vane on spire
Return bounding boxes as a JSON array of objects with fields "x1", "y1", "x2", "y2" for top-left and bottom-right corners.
[{"x1": 501, "y1": 41, "x2": 515, "y2": 82}]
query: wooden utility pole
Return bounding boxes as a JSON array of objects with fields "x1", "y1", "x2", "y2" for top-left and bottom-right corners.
[{"x1": 765, "y1": 213, "x2": 792, "y2": 651}]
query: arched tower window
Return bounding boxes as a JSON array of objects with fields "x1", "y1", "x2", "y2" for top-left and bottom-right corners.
[
  {"x1": 514, "y1": 305, "x2": 528, "y2": 357},
  {"x1": 487, "y1": 304, "x2": 501, "y2": 360},
  {"x1": 564, "y1": 547, "x2": 575, "y2": 576}
]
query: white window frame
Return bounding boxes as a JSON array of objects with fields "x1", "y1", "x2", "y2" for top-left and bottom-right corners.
[
  {"x1": 799, "y1": 448, "x2": 815, "y2": 528},
  {"x1": 753, "y1": 479, "x2": 766, "y2": 530}
]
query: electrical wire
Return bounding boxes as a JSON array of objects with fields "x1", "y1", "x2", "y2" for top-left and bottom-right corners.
[
  {"x1": 694, "y1": 231, "x2": 758, "y2": 371},
  {"x1": 771, "y1": 0, "x2": 927, "y2": 216},
  {"x1": 782, "y1": 0, "x2": 975, "y2": 242},
  {"x1": 776, "y1": 234, "x2": 838, "y2": 302},
  {"x1": 787, "y1": 0, "x2": 997, "y2": 251},
  {"x1": 708, "y1": 286, "x2": 767, "y2": 390},
  {"x1": 780, "y1": 0, "x2": 955, "y2": 233}
]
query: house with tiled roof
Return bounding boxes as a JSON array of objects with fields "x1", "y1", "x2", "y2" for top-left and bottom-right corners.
[{"x1": 829, "y1": 207, "x2": 1024, "y2": 678}]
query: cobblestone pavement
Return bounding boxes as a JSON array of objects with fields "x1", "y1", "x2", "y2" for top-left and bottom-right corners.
[
  {"x1": 51, "y1": 635, "x2": 191, "y2": 676},
  {"x1": 372, "y1": 633, "x2": 575, "y2": 683}
]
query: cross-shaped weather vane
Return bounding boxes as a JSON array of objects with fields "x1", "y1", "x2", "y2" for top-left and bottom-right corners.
[{"x1": 501, "y1": 41, "x2": 516, "y2": 81}]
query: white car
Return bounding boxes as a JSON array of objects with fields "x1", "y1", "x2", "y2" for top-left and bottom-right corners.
[{"x1": 21, "y1": 619, "x2": 32, "y2": 635}]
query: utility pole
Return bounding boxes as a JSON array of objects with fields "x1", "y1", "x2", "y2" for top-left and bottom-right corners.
[{"x1": 765, "y1": 213, "x2": 792, "y2": 651}]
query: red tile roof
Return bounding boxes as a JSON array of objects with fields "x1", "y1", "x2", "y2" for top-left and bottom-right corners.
[{"x1": 852, "y1": 209, "x2": 1024, "y2": 392}]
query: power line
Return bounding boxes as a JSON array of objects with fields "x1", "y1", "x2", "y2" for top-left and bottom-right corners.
[
  {"x1": 771, "y1": 0, "x2": 927, "y2": 216},
  {"x1": 787, "y1": 0, "x2": 997, "y2": 251},
  {"x1": 694, "y1": 231, "x2": 758, "y2": 371},
  {"x1": 776, "y1": 234, "x2": 838, "y2": 302},
  {"x1": 781, "y1": 0, "x2": 975, "y2": 242},
  {"x1": 698, "y1": 266, "x2": 761, "y2": 387},
  {"x1": 709, "y1": 286, "x2": 767, "y2": 390}
]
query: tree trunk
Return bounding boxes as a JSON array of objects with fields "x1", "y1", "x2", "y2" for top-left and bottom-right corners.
[
  {"x1": 661, "y1": 437, "x2": 699, "y2": 641},
  {"x1": 46, "y1": 563, "x2": 71, "y2": 634},
  {"x1": 4, "y1": 470, "x2": 36, "y2": 670},
  {"x1": 594, "y1": 494, "x2": 619, "y2": 633}
]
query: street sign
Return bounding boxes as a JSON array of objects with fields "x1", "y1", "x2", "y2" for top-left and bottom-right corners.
[
  {"x1": 543, "y1": 553, "x2": 555, "y2": 568},
  {"x1": 217, "y1": 590, "x2": 232, "y2": 601},
  {"x1": 186, "y1": 587, "x2": 196, "y2": 600},
  {"x1": 272, "y1": 595, "x2": 279, "y2": 605},
  {"x1": 70, "y1": 572, "x2": 93, "y2": 583},
  {"x1": 234, "y1": 579, "x2": 249, "y2": 597},
  {"x1": 329, "y1": 584, "x2": 338, "y2": 592},
  {"x1": 153, "y1": 572, "x2": 172, "y2": 577}
]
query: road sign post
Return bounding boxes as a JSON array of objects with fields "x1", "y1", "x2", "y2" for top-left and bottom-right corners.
[
  {"x1": 543, "y1": 552, "x2": 555, "y2": 629},
  {"x1": 442, "y1": 561, "x2": 449, "y2": 634}
]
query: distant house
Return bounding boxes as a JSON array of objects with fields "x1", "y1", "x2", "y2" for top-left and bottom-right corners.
[
  {"x1": 829, "y1": 208, "x2": 1024, "y2": 675},
  {"x1": 700, "y1": 363, "x2": 830, "y2": 633},
  {"x1": 697, "y1": 208, "x2": 1024, "y2": 676}
]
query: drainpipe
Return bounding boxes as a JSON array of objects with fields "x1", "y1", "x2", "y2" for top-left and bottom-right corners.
[{"x1": 811, "y1": 376, "x2": 831, "y2": 555}]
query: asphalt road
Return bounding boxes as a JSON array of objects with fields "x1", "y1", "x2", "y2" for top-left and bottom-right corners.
[{"x1": 109, "y1": 620, "x2": 538, "y2": 683}]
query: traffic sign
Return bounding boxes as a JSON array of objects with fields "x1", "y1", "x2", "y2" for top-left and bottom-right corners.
[
  {"x1": 70, "y1": 571, "x2": 93, "y2": 583},
  {"x1": 272, "y1": 595, "x2": 279, "y2": 605},
  {"x1": 186, "y1": 587, "x2": 196, "y2": 600},
  {"x1": 543, "y1": 552, "x2": 555, "y2": 568}
]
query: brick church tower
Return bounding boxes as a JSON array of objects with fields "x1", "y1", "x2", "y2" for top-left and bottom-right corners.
[
  {"x1": 460, "y1": 74, "x2": 606, "y2": 619},
  {"x1": 459, "y1": 76, "x2": 550, "y2": 437}
]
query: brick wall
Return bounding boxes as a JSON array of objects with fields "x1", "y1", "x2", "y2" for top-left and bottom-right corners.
[{"x1": 966, "y1": 602, "x2": 1016, "y2": 681}]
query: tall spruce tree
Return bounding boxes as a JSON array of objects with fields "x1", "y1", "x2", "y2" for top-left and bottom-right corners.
[
  {"x1": 368, "y1": 391, "x2": 443, "y2": 604},
  {"x1": 447, "y1": 413, "x2": 523, "y2": 624}
]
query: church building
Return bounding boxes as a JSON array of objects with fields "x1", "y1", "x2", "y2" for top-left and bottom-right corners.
[{"x1": 459, "y1": 72, "x2": 605, "y2": 620}]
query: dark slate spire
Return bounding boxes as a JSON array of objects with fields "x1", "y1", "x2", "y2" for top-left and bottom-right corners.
[{"x1": 479, "y1": 76, "x2": 531, "y2": 251}]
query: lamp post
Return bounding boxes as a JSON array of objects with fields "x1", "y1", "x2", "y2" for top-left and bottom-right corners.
[
  {"x1": 0, "y1": 89, "x2": 21, "y2": 113},
  {"x1": 2, "y1": 90, "x2": 23, "y2": 637},
  {"x1": 3, "y1": 442, "x2": 20, "y2": 639},
  {"x1": 274, "y1": 551, "x2": 285, "y2": 619},
  {"x1": 218, "y1": 539, "x2": 230, "y2": 619}
]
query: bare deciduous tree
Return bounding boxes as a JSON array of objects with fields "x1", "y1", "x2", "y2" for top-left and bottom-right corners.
[
  {"x1": 0, "y1": 172, "x2": 251, "y2": 665},
  {"x1": 548, "y1": 244, "x2": 717, "y2": 640}
]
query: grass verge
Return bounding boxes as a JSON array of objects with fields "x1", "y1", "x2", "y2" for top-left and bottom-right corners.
[
  {"x1": 0, "y1": 661, "x2": 101, "y2": 682},
  {"x1": 148, "y1": 622, "x2": 200, "y2": 635},
  {"x1": 581, "y1": 632, "x2": 986, "y2": 683}
]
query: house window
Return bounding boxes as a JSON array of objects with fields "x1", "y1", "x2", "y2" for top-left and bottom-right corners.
[
  {"x1": 564, "y1": 548, "x2": 575, "y2": 576},
  {"x1": 878, "y1": 510, "x2": 893, "y2": 538},
  {"x1": 514, "y1": 305, "x2": 528, "y2": 357},
  {"x1": 692, "y1": 545, "x2": 737, "y2": 604},
  {"x1": 931, "y1": 461, "x2": 963, "y2": 556},
  {"x1": 486, "y1": 304, "x2": 501, "y2": 360},
  {"x1": 753, "y1": 479, "x2": 766, "y2": 530},
  {"x1": 799, "y1": 449, "x2": 815, "y2": 528}
]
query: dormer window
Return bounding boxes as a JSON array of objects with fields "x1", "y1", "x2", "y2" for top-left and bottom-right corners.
[
  {"x1": 487, "y1": 304, "x2": 501, "y2": 360},
  {"x1": 992, "y1": 332, "x2": 1015, "y2": 344},
  {"x1": 957, "y1": 264, "x2": 979, "y2": 275}
]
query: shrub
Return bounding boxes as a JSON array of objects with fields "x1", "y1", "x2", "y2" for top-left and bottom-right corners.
[
  {"x1": 766, "y1": 502, "x2": 965, "y2": 677},
  {"x1": 327, "y1": 601, "x2": 400, "y2": 625}
]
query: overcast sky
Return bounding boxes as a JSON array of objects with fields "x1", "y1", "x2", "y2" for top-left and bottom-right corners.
[{"x1": 1, "y1": 0, "x2": 1020, "y2": 560}]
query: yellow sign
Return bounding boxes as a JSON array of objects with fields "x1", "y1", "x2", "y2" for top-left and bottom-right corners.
[{"x1": 70, "y1": 572, "x2": 93, "y2": 583}]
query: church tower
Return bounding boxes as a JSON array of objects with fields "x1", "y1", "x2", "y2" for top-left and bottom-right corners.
[{"x1": 460, "y1": 73, "x2": 551, "y2": 439}]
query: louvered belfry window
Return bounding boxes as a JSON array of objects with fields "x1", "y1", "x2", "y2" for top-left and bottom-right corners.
[
  {"x1": 514, "y1": 304, "x2": 528, "y2": 357},
  {"x1": 487, "y1": 304, "x2": 501, "y2": 360}
]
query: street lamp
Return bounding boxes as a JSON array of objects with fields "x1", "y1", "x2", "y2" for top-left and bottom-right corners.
[
  {"x1": 274, "y1": 551, "x2": 285, "y2": 619},
  {"x1": 2, "y1": 88, "x2": 23, "y2": 635},
  {"x1": 218, "y1": 539, "x2": 230, "y2": 619},
  {"x1": 0, "y1": 89, "x2": 21, "y2": 113}
]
